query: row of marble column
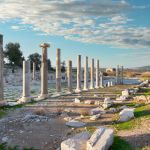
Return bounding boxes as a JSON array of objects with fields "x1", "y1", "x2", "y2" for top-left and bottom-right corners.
[{"x1": 20, "y1": 43, "x2": 104, "y2": 102}]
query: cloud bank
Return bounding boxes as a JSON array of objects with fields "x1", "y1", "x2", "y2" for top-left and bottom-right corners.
[{"x1": 0, "y1": 0, "x2": 150, "y2": 49}]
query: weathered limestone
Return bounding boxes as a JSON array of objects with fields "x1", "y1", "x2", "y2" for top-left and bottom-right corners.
[
  {"x1": 76, "y1": 55, "x2": 82, "y2": 93},
  {"x1": 95, "y1": 60, "x2": 100, "y2": 89},
  {"x1": 100, "y1": 71, "x2": 104, "y2": 88},
  {"x1": 67, "y1": 60, "x2": 72, "y2": 93},
  {"x1": 121, "y1": 66, "x2": 124, "y2": 85},
  {"x1": 66, "y1": 120, "x2": 87, "y2": 128},
  {"x1": 38, "y1": 43, "x2": 49, "y2": 99},
  {"x1": 116, "y1": 65, "x2": 119, "y2": 85},
  {"x1": 0, "y1": 34, "x2": 3, "y2": 101},
  {"x1": 56, "y1": 48, "x2": 61, "y2": 92},
  {"x1": 32, "y1": 62, "x2": 35, "y2": 80},
  {"x1": 87, "y1": 127, "x2": 114, "y2": 150},
  {"x1": 83, "y1": 56, "x2": 89, "y2": 91},
  {"x1": 61, "y1": 132, "x2": 90, "y2": 150},
  {"x1": 18, "y1": 60, "x2": 31, "y2": 103},
  {"x1": 90, "y1": 59, "x2": 95, "y2": 89},
  {"x1": 119, "y1": 108, "x2": 134, "y2": 122}
]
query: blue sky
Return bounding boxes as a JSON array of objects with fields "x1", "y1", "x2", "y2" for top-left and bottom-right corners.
[{"x1": 0, "y1": 0, "x2": 150, "y2": 68}]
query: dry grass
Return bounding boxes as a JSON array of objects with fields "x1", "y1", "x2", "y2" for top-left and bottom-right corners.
[
  {"x1": 34, "y1": 107, "x2": 47, "y2": 116},
  {"x1": 56, "y1": 107, "x2": 64, "y2": 115},
  {"x1": 78, "y1": 109, "x2": 90, "y2": 116}
]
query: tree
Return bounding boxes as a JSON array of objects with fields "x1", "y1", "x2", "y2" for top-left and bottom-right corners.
[
  {"x1": 28, "y1": 53, "x2": 41, "y2": 71},
  {"x1": 61, "y1": 61, "x2": 66, "y2": 72},
  {"x1": 4, "y1": 42, "x2": 24, "y2": 73},
  {"x1": 47, "y1": 59, "x2": 55, "y2": 72}
]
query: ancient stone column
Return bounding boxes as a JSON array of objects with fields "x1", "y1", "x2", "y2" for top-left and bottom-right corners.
[
  {"x1": 95, "y1": 59, "x2": 100, "y2": 88},
  {"x1": 56, "y1": 48, "x2": 61, "y2": 93},
  {"x1": 32, "y1": 62, "x2": 36, "y2": 80},
  {"x1": 38, "y1": 43, "x2": 49, "y2": 99},
  {"x1": 90, "y1": 59, "x2": 95, "y2": 89},
  {"x1": 75, "y1": 55, "x2": 82, "y2": 93},
  {"x1": 19, "y1": 60, "x2": 31, "y2": 103},
  {"x1": 121, "y1": 66, "x2": 124, "y2": 85},
  {"x1": 83, "y1": 56, "x2": 89, "y2": 91},
  {"x1": 67, "y1": 60, "x2": 72, "y2": 93},
  {"x1": 116, "y1": 65, "x2": 119, "y2": 85},
  {"x1": 0, "y1": 34, "x2": 4, "y2": 101},
  {"x1": 100, "y1": 71, "x2": 104, "y2": 88},
  {"x1": 107, "y1": 81, "x2": 111, "y2": 87}
]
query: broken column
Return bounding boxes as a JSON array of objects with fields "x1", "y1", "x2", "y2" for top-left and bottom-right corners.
[
  {"x1": 67, "y1": 60, "x2": 72, "y2": 93},
  {"x1": 56, "y1": 48, "x2": 61, "y2": 93},
  {"x1": 75, "y1": 55, "x2": 82, "y2": 93},
  {"x1": 100, "y1": 71, "x2": 104, "y2": 88},
  {"x1": 19, "y1": 60, "x2": 31, "y2": 103},
  {"x1": 95, "y1": 59, "x2": 100, "y2": 88},
  {"x1": 0, "y1": 34, "x2": 3, "y2": 101},
  {"x1": 90, "y1": 59, "x2": 95, "y2": 89},
  {"x1": 38, "y1": 43, "x2": 49, "y2": 99},
  {"x1": 32, "y1": 62, "x2": 36, "y2": 80},
  {"x1": 83, "y1": 56, "x2": 89, "y2": 91}
]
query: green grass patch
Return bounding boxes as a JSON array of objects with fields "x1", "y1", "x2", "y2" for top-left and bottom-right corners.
[
  {"x1": 110, "y1": 136, "x2": 133, "y2": 150},
  {"x1": 86, "y1": 126, "x2": 97, "y2": 133},
  {"x1": 113, "y1": 104, "x2": 150, "y2": 131}
]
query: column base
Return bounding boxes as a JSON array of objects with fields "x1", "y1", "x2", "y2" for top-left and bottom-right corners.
[
  {"x1": 36, "y1": 94, "x2": 49, "y2": 100},
  {"x1": 18, "y1": 97, "x2": 32, "y2": 104},
  {"x1": 75, "y1": 89, "x2": 82, "y2": 93},
  {"x1": 95, "y1": 86, "x2": 100, "y2": 89},
  {"x1": 90, "y1": 87, "x2": 95, "y2": 90},
  {"x1": 83, "y1": 88, "x2": 89, "y2": 91}
]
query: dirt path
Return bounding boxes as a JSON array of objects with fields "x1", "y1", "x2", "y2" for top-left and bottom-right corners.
[{"x1": 117, "y1": 115, "x2": 150, "y2": 149}]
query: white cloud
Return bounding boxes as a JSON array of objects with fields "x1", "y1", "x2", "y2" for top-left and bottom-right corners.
[{"x1": 0, "y1": 0, "x2": 150, "y2": 49}]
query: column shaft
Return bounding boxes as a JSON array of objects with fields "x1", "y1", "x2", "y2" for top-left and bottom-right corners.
[
  {"x1": 56, "y1": 49, "x2": 61, "y2": 92},
  {"x1": 0, "y1": 34, "x2": 3, "y2": 100},
  {"x1": 22, "y1": 60, "x2": 30, "y2": 98},
  {"x1": 83, "y1": 56, "x2": 88, "y2": 91},
  {"x1": 96, "y1": 59, "x2": 100, "y2": 88},
  {"x1": 32, "y1": 62, "x2": 35, "y2": 80},
  {"x1": 67, "y1": 60, "x2": 72, "y2": 93},
  {"x1": 76, "y1": 55, "x2": 82, "y2": 92},
  {"x1": 90, "y1": 59, "x2": 94, "y2": 89}
]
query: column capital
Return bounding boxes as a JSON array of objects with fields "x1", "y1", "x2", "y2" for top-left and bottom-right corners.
[{"x1": 40, "y1": 43, "x2": 50, "y2": 48}]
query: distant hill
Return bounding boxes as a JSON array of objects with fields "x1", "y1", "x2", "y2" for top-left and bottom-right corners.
[{"x1": 134, "y1": 66, "x2": 150, "y2": 71}]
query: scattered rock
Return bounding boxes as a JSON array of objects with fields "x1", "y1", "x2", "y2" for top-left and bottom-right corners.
[
  {"x1": 119, "y1": 108, "x2": 134, "y2": 122},
  {"x1": 90, "y1": 114, "x2": 101, "y2": 121},
  {"x1": 94, "y1": 94, "x2": 98, "y2": 98},
  {"x1": 2, "y1": 136, "x2": 9, "y2": 142},
  {"x1": 134, "y1": 95, "x2": 150, "y2": 104},
  {"x1": 94, "y1": 100, "x2": 101, "y2": 105},
  {"x1": 108, "y1": 108, "x2": 117, "y2": 113},
  {"x1": 22, "y1": 114, "x2": 50, "y2": 123},
  {"x1": 102, "y1": 97, "x2": 113, "y2": 109},
  {"x1": 122, "y1": 89, "x2": 129, "y2": 97},
  {"x1": 119, "y1": 105, "x2": 128, "y2": 111},
  {"x1": 90, "y1": 107, "x2": 104, "y2": 115},
  {"x1": 64, "y1": 117, "x2": 73, "y2": 122},
  {"x1": 66, "y1": 120, "x2": 86, "y2": 128},
  {"x1": 87, "y1": 127, "x2": 114, "y2": 150},
  {"x1": 61, "y1": 132, "x2": 90, "y2": 150},
  {"x1": 75, "y1": 98, "x2": 82, "y2": 104},
  {"x1": 84, "y1": 100, "x2": 94, "y2": 105}
]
